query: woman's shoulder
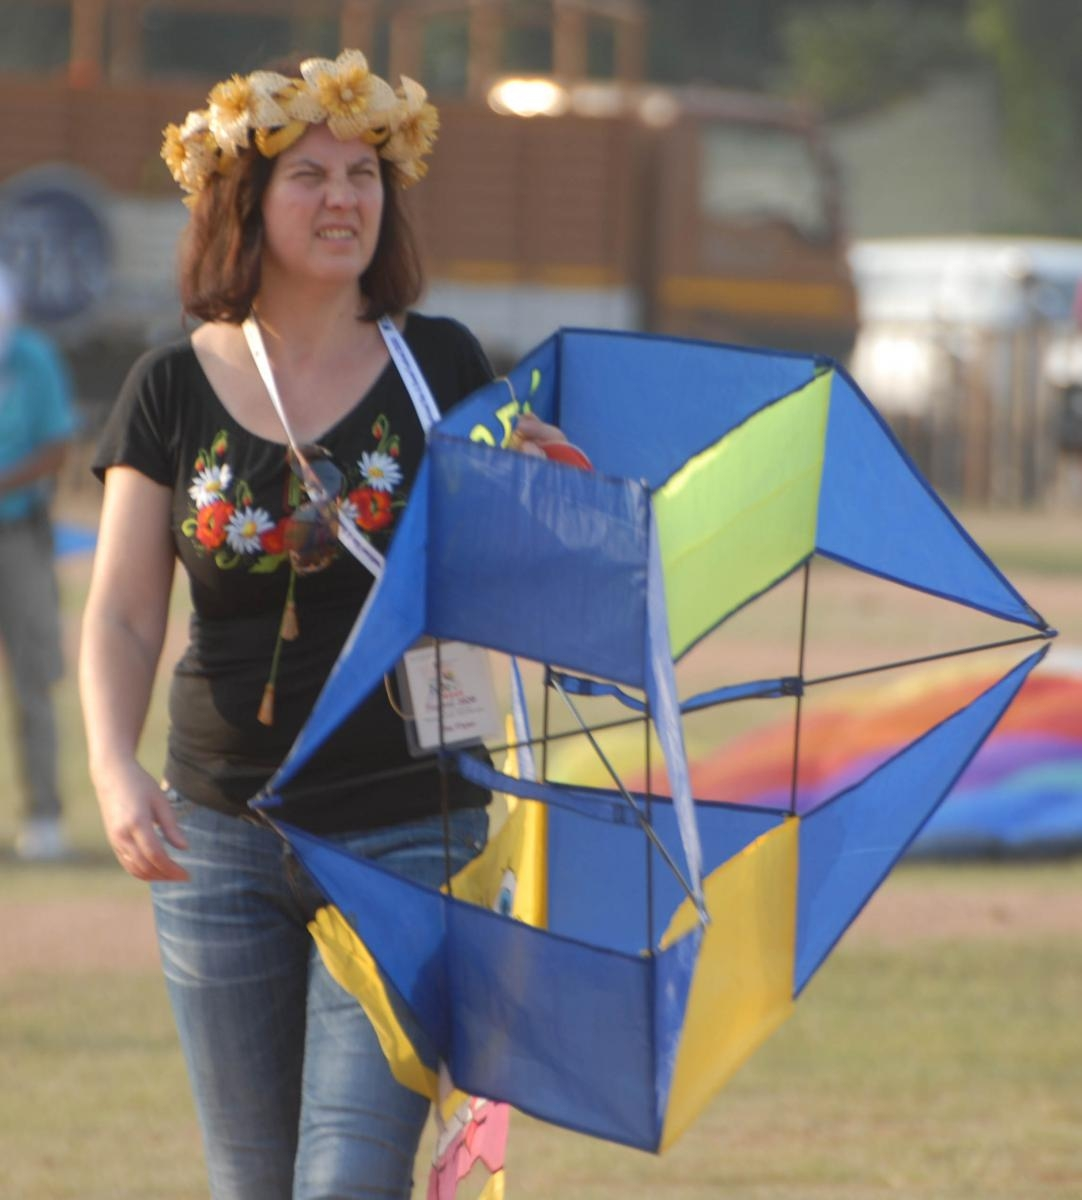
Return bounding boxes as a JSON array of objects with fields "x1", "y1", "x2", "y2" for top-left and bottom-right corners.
[
  {"x1": 122, "y1": 335, "x2": 201, "y2": 394},
  {"x1": 403, "y1": 310, "x2": 481, "y2": 352},
  {"x1": 94, "y1": 336, "x2": 206, "y2": 485},
  {"x1": 403, "y1": 311, "x2": 494, "y2": 402},
  {"x1": 107, "y1": 335, "x2": 219, "y2": 447}
]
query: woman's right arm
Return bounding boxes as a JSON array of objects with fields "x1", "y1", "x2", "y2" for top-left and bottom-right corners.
[{"x1": 79, "y1": 466, "x2": 189, "y2": 881}]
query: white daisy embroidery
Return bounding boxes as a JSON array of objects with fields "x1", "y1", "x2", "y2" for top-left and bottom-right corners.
[
  {"x1": 358, "y1": 450, "x2": 403, "y2": 493},
  {"x1": 189, "y1": 463, "x2": 233, "y2": 508},
  {"x1": 225, "y1": 505, "x2": 275, "y2": 553}
]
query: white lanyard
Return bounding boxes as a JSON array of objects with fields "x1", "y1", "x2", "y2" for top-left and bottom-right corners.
[
  {"x1": 241, "y1": 314, "x2": 439, "y2": 579},
  {"x1": 376, "y1": 315, "x2": 441, "y2": 432}
]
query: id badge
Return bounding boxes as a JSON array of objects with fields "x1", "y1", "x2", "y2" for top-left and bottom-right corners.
[{"x1": 395, "y1": 640, "x2": 500, "y2": 757}]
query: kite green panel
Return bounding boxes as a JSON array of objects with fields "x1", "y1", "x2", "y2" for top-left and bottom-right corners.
[{"x1": 655, "y1": 372, "x2": 831, "y2": 658}]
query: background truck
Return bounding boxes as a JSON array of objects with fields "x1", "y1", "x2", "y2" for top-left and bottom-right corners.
[
  {"x1": 0, "y1": 0, "x2": 857, "y2": 411},
  {"x1": 414, "y1": 80, "x2": 857, "y2": 366}
]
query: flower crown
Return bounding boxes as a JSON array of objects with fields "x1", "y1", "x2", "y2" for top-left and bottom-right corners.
[{"x1": 161, "y1": 49, "x2": 438, "y2": 201}]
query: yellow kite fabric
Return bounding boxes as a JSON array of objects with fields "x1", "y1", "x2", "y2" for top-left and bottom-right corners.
[
  {"x1": 658, "y1": 818, "x2": 799, "y2": 1151},
  {"x1": 655, "y1": 372, "x2": 830, "y2": 658}
]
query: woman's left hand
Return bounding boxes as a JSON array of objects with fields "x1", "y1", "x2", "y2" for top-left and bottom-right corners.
[
  {"x1": 509, "y1": 412, "x2": 567, "y2": 458},
  {"x1": 516, "y1": 411, "x2": 597, "y2": 461},
  {"x1": 510, "y1": 412, "x2": 594, "y2": 470}
]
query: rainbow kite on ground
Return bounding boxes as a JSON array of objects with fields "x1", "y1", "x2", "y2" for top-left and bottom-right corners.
[{"x1": 676, "y1": 655, "x2": 1081, "y2": 856}]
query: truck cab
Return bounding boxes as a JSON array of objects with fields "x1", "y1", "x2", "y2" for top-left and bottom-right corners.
[{"x1": 415, "y1": 80, "x2": 858, "y2": 366}]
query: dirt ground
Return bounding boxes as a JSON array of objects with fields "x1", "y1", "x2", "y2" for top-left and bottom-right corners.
[
  {"x1": 0, "y1": 895, "x2": 158, "y2": 975},
  {"x1": 848, "y1": 878, "x2": 1082, "y2": 945},
  {"x1": 2, "y1": 873, "x2": 1080, "y2": 978}
]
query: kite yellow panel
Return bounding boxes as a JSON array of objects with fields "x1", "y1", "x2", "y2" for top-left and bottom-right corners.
[
  {"x1": 309, "y1": 904, "x2": 440, "y2": 1100},
  {"x1": 655, "y1": 373, "x2": 831, "y2": 657},
  {"x1": 452, "y1": 795, "x2": 549, "y2": 929},
  {"x1": 658, "y1": 817, "x2": 799, "y2": 1152}
]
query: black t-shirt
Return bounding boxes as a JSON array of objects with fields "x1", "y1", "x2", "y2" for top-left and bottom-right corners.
[{"x1": 93, "y1": 313, "x2": 494, "y2": 832}]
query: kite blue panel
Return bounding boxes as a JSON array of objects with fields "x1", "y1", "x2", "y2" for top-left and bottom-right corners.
[
  {"x1": 794, "y1": 649, "x2": 1045, "y2": 993},
  {"x1": 555, "y1": 329, "x2": 820, "y2": 488},
  {"x1": 546, "y1": 803, "x2": 671, "y2": 954},
  {"x1": 546, "y1": 799, "x2": 783, "y2": 954},
  {"x1": 278, "y1": 822, "x2": 450, "y2": 1053},
  {"x1": 817, "y1": 372, "x2": 1044, "y2": 629},
  {"x1": 436, "y1": 336, "x2": 560, "y2": 444},
  {"x1": 266, "y1": 465, "x2": 432, "y2": 791},
  {"x1": 426, "y1": 436, "x2": 651, "y2": 686},
  {"x1": 446, "y1": 901, "x2": 661, "y2": 1149},
  {"x1": 286, "y1": 819, "x2": 665, "y2": 1148}
]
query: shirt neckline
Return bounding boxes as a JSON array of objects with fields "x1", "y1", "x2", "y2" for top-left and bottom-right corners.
[{"x1": 186, "y1": 313, "x2": 411, "y2": 449}]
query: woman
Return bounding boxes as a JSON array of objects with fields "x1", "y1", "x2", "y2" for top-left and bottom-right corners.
[{"x1": 80, "y1": 50, "x2": 563, "y2": 1200}]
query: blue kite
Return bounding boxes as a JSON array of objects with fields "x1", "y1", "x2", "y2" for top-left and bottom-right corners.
[{"x1": 253, "y1": 329, "x2": 1054, "y2": 1153}]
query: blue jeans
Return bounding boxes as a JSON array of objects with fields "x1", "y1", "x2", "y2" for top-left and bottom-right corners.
[{"x1": 151, "y1": 794, "x2": 488, "y2": 1200}]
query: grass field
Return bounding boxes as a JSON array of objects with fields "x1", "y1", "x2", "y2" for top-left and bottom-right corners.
[
  {"x1": 1, "y1": 493, "x2": 1080, "y2": 1197},
  {"x1": 3, "y1": 861, "x2": 1080, "y2": 1199}
]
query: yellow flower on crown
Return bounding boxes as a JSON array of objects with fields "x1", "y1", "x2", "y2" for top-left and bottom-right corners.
[
  {"x1": 161, "y1": 109, "x2": 220, "y2": 196},
  {"x1": 300, "y1": 50, "x2": 397, "y2": 143},
  {"x1": 161, "y1": 122, "x2": 189, "y2": 180},
  {"x1": 383, "y1": 76, "x2": 440, "y2": 184},
  {"x1": 207, "y1": 75, "x2": 254, "y2": 155},
  {"x1": 161, "y1": 49, "x2": 439, "y2": 198},
  {"x1": 208, "y1": 71, "x2": 293, "y2": 155}
]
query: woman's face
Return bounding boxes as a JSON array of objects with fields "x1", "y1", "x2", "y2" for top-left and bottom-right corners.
[{"x1": 260, "y1": 123, "x2": 384, "y2": 288}]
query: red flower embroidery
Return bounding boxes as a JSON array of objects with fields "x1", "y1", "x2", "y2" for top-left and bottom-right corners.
[
  {"x1": 351, "y1": 486, "x2": 393, "y2": 532},
  {"x1": 261, "y1": 518, "x2": 289, "y2": 555},
  {"x1": 196, "y1": 500, "x2": 235, "y2": 550}
]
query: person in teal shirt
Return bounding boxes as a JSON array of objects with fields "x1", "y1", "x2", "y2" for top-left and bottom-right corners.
[{"x1": 0, "y1": 265, "x2": 78, "y2": 860}]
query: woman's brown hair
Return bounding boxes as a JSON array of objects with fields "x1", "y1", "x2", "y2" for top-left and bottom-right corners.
[{"x1": 178, "y1": 68, "x2": 425, "y2": 323}]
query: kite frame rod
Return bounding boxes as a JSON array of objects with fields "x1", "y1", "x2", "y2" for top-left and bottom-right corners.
[
  {"x1": 481, "y1": 682, "x2": 789, "y2": 758},
  {"x1": 788, "y1": 560, "x2": 811, "y2": 817},
  {"x1": 803, "y1": 630, "x2": 1055, "y2": 689},
  {"x1": 549, "y1": 674, "x2": 704, "y2": 925},
  {"x1": 434, "y1": 637, "x2": 455, "y2": 896},
  {"x1": 643, "y1": 698, "x2": 655, "y2": 952},
  {"x1": 481, "y1": 631, "x2": 1048, "y2": 759},
  {"x1": 263, "y1": 630, "x2": 1055, "y2": 803}
]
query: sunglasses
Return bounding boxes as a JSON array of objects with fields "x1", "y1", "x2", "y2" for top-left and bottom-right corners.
[{"x1": 283, "y1": 444, "x2": 345, "y2": 575}]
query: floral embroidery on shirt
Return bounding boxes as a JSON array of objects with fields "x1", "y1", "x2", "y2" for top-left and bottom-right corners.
[
  {"x1": 180, "y1": 420, "x2": 407, "y2": 572},
  {"x1": 189, "y1": 460, "x2": 233, "y2": 507},
  {"x1": 358, "y1": 450, "x2": 403, "y2": 493},
  {"x1": 345, "y1": 414, "x2": 404, "y2": 533}
]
